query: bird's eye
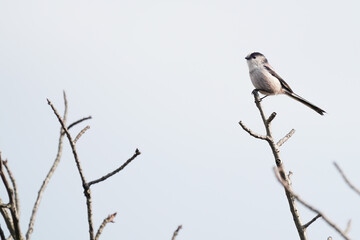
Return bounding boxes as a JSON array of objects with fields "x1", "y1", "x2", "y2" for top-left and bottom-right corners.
[{"x1": 252, "y1": 56, "x2": 256, "y2": 59}]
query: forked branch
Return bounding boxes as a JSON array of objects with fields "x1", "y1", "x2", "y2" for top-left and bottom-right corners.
[
  {"x1": 274, "y1": 168, "x2": 350, "y2": 239},
  {"x1": 47, "y1": 95, "x2": 141, "y2": 240},
  {"x1": 239, "y1": 91, "x2": 305, "y2": 239},
  {"x1": 0, "y1": 153, "x2": 22, "y2": 240}
]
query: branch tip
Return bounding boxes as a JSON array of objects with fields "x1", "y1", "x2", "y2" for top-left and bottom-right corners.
[
  {"x1": 277, "y1": 129, "x2": 295, "y2": 147},
  {"x1": 334, "y1": 162, "x2": 360, "y2": 196},
  {"x1": 267, "y1": 112, "x2": 277, "y2": 123},
  {"x1": 135, "y1": 148, "x2": 141, "y2": 155},
  {"x1": 171, "y1": 225, "x2": 183, "y2": 240},
  {"x1": 239, "y1": 121, "x2": 267, "y2": 140}
]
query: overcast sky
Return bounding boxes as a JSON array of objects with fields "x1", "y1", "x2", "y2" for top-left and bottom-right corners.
[{"x1": 1, "y1": 0, "x2": 360, "y2": 239}]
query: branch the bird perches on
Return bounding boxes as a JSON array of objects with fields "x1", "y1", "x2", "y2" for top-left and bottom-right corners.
[{"x1": 239, "y1": 90, "x2": 349, "y2": 240}]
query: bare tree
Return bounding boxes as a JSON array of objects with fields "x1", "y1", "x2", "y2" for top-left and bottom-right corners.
[
  {"x1": 239, "y1": 90, "x2": 350, "y2": 240},
  {"x1": 0, "y1": 92, "x2": 141, "y2": 240}
]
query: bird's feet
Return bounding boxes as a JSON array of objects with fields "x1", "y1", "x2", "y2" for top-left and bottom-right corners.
[
  {"x1": 251, "y1": 89, "x2": 259, "y2": 95},
  {"x1": 252, "y1": 89, "x2": 268, "y2": 102},
  {"x1": 260, "y1": 95, "x2": 268, "y2": 101}
]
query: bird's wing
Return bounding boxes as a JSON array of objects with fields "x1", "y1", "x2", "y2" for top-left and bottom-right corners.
[{"x1": 264, "y1": 64, "x2": 293, "y2": 93}]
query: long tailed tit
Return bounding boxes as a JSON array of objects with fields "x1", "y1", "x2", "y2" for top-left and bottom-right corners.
[{"x1": 245, "y1": 52, "x2": 326, "y2": 115}]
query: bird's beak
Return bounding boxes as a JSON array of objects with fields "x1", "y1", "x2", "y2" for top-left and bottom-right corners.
[{"x1": 245, "y1": 54, "x2": 251, "y2": 60}]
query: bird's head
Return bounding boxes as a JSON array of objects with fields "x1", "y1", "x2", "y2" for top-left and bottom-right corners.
[{"x1": 245, "y1": 52, "x2": 268, "y2": 70}]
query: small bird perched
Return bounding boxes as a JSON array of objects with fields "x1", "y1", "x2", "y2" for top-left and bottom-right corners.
[{"x1": 245, "y1": 52, "x2": 326, "y2": 115}]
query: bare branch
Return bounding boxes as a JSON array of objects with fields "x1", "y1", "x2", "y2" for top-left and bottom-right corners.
[
  {"x1": 240, "y1": 91, "x2": 307, "y2": 239},
  {"x1": 277, "y1": 129, "x2": 296, "y2": 147},
  {"x1": 88, "y1": 149, "x2": 141, "y2": 187},
  {"x1": 2, "y1": 161, "x2": 19, "y2": 214},
  {"x1": 26, "y1": 92, "x2": 69, "y2": 240},
  {"x1": 171, "y1": 225, "x2": 182, "y2": 240},
  {"x1": 344, "y1": 219, "x2": 351, "y2": 235},
  {"x1": 0, "y1": 154, "x2": 21, "y2": 240},
  {"x1": 47, "y1": 98, "x2": 94, "y2": 240},
  {"x1": 251, "y1": 90, "x2": 272, "y2": 137},
  {"x1": 0, "y1": 226, "x2": 5, "y2": 240},
  {"x1": 47, "y1": 98, "x2": 88, "y2": 189},
  {"x1": 0, "y1": 198, "x2": 15, "y2": 239},
  {"x1": 74, "y1": 126, "x2": 90, "y2": 144},
  {"x1": 238, "y1": 121, "x2": 268, "y2": 140},
  {"x1": 95, "y1": 212, "x2": 117, "y2": 240},
  {"x1": 303, "y1": 214, "x2": 321, "y2": 229},
  {"x1": 68, "y1": 116, "x2": 92, "y2": 130},
  {"x1": 334, "y1": 162, "x2": 360, "y2": 196},
  {"x1": 266, "y1": 112, "x2": 277, "y2": 124},
  {"x1": 273, "y1": 168, "x2": 350, "y2": 240}
]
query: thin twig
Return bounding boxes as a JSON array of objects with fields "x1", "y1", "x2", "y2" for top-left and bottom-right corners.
[
  {"x1": 266, "y1": 112, "x2": 277, "y2": 124},
  {"x1": 238, "y1": 121, "x2": 268, "y2": 141},
  {"x1": 344, "y1": 219, "x2": 351, "y2": 235},
  {"x1": 0, "y1": 226, "x2": 5, "y2": 240},
  {"x1": 273, "y1": 167, "x2": 350, "y2": 240},
  {"x1": 334, "y1": 162, "x2": 360, "y2": 196},
  {"x1": 2, "y1": 161, "x2": 19, "y2": 213},
  {"x1": 47, "y1": 98, "x2": 94, "y2": 240},
  {"x1": 88, "y1": 149, "x2": 141, "y2": 187},
  {"x1": 68, "y1": 116, "x2": 92, "y2": 130},
  {"x1": 171, "y1": 225, "x2": 182, "y2": 240},
  {"x1": 0, "y1": 198, "x2": 15, "y2": 239},
  {"x1": 252, "y1": 90, "x2": 272, "y2": 137},
  {"x1": 277, "y1": 129, "x2": 296, "y2": 147},
  {"x1": 94, "y1": 212, "x2": 117, "y2": 240},
  {"x1": 74, "y1": 126, "x2": 90, "y2": 144},
  {"x1": 303, "y1": 214, "x2": 321, "y2": 229},
  {"x1": 0, "y1": 154, "x2": 21, "y2": 240},
  {"x1": 26, "y1": 91, "x2": 68, "y2": 240}
]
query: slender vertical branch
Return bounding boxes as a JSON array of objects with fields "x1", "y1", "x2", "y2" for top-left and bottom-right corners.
[
  {"x1": 47, "y1": 98, "x2": 94, "y2": 240},
  {"x1": 26, "y1": 92, "x2": 68, "y2": 240},
  {"x1": 239, "y1": 91, "x2": 306, "y2": 240},
  {"x1": 0, "y1": 226, "x2": 5, "y2": 240},
  {"x1": 0, "y1": 198, "x2": 15, "y2": 239},
  {"x1": 0, "y1": 154, "x2": 22, "y2": 240},
  {"x1": 2, "y1": 161, "x2": 19, "y2": 217}
]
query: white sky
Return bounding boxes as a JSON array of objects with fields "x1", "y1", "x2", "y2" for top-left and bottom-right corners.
[{"x1": 0, "y1": 0, "x2": 360, "y2": 239}]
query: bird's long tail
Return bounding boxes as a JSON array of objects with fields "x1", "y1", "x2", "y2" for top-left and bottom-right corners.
[{"x1": 284, "y1": 91, "x2": 326, "y2": 115}]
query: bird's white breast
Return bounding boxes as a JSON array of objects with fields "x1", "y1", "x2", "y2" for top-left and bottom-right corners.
[{"x1": 248, "y1": 65, "x2": 282, "y2": 95}]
